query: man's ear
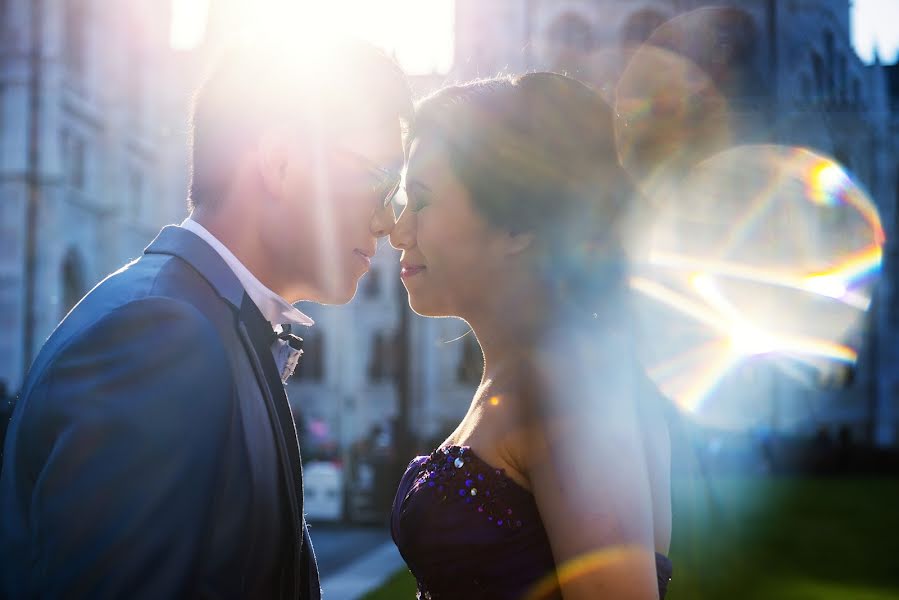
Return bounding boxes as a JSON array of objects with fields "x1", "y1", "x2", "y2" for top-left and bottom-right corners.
[{"x1": 257, "y1": 131, "x2": 290, "y2": 199}]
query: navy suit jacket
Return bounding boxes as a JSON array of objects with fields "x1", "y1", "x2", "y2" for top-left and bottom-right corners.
[{"x1": 0, "y1": 226, "x2": 321, "y2": 599}]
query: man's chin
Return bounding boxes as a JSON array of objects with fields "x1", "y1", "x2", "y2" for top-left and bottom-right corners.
[{"x1": 313, "y1": 281, "x2": 360, "y2": 306}]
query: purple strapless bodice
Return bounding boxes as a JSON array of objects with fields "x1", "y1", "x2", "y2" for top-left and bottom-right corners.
[{"x1": 390, "y1": 445, "x2": 672, "y2": 599}]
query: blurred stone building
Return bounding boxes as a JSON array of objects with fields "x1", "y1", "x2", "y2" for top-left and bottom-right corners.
[
  {"x1": 0, "y1": 0, "x2": 484, "y2": 461},
  {"x1": 2, "y1": 0, "x2": 897, "y2": 454},
  {"x1": 0, "y1": 1, "x2": 192, "y2": 393},
  {"x1": 450, "y1": 0, "x2": 899, "y2": 445}
]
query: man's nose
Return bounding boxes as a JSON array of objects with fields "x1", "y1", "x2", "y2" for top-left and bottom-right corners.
[{"x1": 370, "y1": 202, "x2": 396, "y2": 238}]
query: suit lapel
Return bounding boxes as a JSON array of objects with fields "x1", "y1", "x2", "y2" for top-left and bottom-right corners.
[
  {"x1": 238, "y1": 294, "x2": 308, "y2": 598},
  {"x1": 144, "y1": 226, "x2": 245, "y2": 310},
  {"x1": 146, "y1": 226, "x2": 319, "y2": 598},
  {"x1": 146, "y1": 227, "x2": 307, "y2": 521}
]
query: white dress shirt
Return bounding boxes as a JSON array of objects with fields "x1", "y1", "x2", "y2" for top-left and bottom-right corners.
[{"x1": 181, "y1": 217, "x2": 311, "y2": 382}]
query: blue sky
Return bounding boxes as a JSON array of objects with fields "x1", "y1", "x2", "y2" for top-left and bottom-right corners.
[
  {"x1": 853, "y1": 0, "x2": 899, "y2": 63},
  {"x1": 171, "y1": 1, "x2": 899, "y2": 71}
]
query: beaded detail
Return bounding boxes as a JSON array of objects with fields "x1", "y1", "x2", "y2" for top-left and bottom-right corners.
[{"x1": 412, "y1": 446, "x2": 524, "y2": 531}]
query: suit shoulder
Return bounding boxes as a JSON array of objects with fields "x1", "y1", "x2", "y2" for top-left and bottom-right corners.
[
  {"x1": 84, "y1": 250, "x2": 219, "y2": 306},
  {"x1": 67, "y1": 296, "x2": 230, "y2": 368},
  {"x1": 13, "y1": 297, "x2": 235, "y2": 478},
  {"x1": 32, "y1": 296, "x2": 234, "y2": 413}
]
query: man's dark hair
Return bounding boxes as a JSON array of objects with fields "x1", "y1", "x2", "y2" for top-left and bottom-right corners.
[{"x1": 188, "y1": 39, "x2": 413, "y2": 209}]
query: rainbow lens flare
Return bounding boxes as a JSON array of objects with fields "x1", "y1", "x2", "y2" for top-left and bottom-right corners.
[{"x1": 631, "y1": 145, "x2": 884, "y2": 430}]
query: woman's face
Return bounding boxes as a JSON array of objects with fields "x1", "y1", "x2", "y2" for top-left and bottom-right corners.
[{"x1": 389, "y1": 137, "x2": 511, "y2": 318}]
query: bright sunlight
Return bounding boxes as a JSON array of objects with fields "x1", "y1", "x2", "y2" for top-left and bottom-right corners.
[{"x1": 170, "y1": 0, "x2": 455, "y2": 75}]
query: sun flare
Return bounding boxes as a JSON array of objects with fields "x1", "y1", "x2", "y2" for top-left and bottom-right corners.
[{"x1": 170, "y1": 0, "x2": 455, "y2": 75}]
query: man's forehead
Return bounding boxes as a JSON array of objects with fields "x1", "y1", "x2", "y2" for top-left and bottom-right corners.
[
  {"x1": 333, "y1": 105, "x2": 397, "y2": 133},
  {"x1": 332, "y1": 110, "x2": 405, "y2": 164}
]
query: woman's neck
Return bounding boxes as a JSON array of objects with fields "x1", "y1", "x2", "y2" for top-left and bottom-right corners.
[
  {"x1": 462, "y1": 279, "x2": 551, "y2": 378},
  {"x1": 465, "y1": 278, "x2": 634, "y2": 379}
]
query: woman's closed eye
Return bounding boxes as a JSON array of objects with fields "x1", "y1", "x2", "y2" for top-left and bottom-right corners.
[
  {"x1": 409, "y1": 193, "x2": 430, "y2": 213},
  {"x1": 405, "y1": 181, "x2": 432, "y2": 213}
]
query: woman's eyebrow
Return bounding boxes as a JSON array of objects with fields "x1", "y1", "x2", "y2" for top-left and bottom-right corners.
[{"x1": 406, "y1": 178, "x2": 433, "y2": 193}]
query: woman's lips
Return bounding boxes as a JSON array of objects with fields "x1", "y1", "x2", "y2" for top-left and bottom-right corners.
[{"x1": 400, "y1": 264, "x2": 425, "y2": 278}]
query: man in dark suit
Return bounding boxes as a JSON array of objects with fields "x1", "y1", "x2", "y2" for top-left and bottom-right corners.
[{"x1": 0, "y1": 38, "x2": 411, "y2": 598}]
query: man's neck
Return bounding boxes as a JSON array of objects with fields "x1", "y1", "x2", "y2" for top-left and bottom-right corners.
[
  {"x1": 190, "y1": 207, "x2": 285, "y2": 297},
  {"x1": 184, "y1": 211, "x2": 316, "y2": 327}
]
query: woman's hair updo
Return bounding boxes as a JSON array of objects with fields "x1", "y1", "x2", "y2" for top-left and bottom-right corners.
[{"x1": 410, "y1": 72, "x2": 637, "y2": 310}]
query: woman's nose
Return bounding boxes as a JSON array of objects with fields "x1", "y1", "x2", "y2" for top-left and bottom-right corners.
[
  {"x1": 370, "y1": 202, "x2": 396, "y2": 238},
  {"x1": 389, "y1": 204, "x2": 415, "y2": 250}
]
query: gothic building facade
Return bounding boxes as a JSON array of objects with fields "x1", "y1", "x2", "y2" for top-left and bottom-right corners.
[
  {"x1": 450, "y1": 0, "x2": 899, "y2": 445},
  {"x1": 0, "y1": 0, "x2": 486, "y2": 459},
  {"x1": 0, "y1": 0, "x2": 188, "y2": 392},
  {"x1": 2, "y1": 0, "x2": 897, "y2": 453}
]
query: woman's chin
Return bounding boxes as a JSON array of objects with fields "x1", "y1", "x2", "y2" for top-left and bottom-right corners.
[{"x1": 407, "y1": 293, "x2": 452, "y2": 318}]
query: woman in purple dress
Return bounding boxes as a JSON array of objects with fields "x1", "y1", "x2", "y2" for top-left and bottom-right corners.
[{"x1": 388, "y1": 72, "x2": 673, "y2": 599}]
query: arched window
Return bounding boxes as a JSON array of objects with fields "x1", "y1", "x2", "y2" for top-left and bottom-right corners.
[
  {"x1": 362, "y1": 267, "x2": 381, "y2": 299},
  {"x1": 367, "y1": 331, "x2": 397, "y2": 382},
  {"x1": 721, "y1": 9, "x2": 757, "y2": 60},
  {"x1": 824, "y1": 31, "x2": 835, "y2": 97},
  {"x1": 838, "y1": 54, "x2": 848, "y2": 102},
  {"x1": 548, "y1": 12, "x2": 594, "y2": 53},
  {"x1": 546, "y1": 12, "x2": 595, "y2": 74},
  {"x1": 63, "y1": 0, "x2": 88, "y2": 77},
  {"x1": 621, "y1": 9, "x2": 668, "y2": 46},
  {"x1": 708, "y1": 8, "x2": 759, "y2": 97},
  {"x1": 812, "y1": 52, "x2": 824, "y2": 98},
  {"x1": 293, "y1": 333, "x2": 324, "y2": 381},
  {"x1": 61, "y1": 129, "x2": 88, "y2": 191},
  {"x1": 647, "y1": 7, "x2": 759, "y2": 98},
  {"x1": 61, "y1": 248, "x2": 86, "y2": 317},
  {"x1": 455, "y1": 334, "x2": 482, "y2": 385}
]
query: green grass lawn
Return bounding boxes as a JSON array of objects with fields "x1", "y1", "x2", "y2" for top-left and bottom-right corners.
[
  {"x1": 362, "y1": 569, "x2": 418, "y2": 600},
  {"x1": 364, "y1": 476, "x2": 899, "y2": 599}
]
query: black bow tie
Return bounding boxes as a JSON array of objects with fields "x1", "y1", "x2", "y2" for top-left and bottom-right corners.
[{"x1": 276, "y1": 324, "x2": 304, "y2": 352}]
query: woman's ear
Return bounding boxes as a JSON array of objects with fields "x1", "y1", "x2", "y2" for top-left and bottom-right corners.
[{"x1": 257, "y1": 130, "x2": 290, "y2": 199}]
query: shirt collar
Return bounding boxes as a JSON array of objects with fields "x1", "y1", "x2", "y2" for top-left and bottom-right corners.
[{"x1": 180, "y1": 217, "x2": 314, "y2": 329}]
